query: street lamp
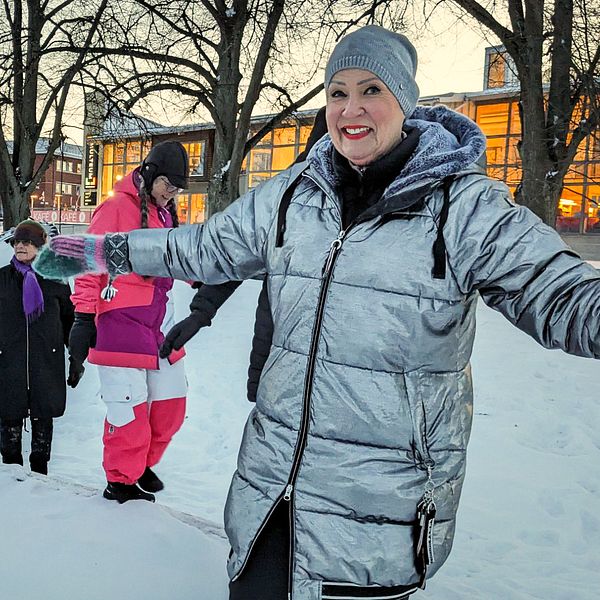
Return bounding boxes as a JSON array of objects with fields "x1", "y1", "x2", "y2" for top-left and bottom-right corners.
[{"x1": 58, "y1": 137, "x2": 65, "y2": 232}]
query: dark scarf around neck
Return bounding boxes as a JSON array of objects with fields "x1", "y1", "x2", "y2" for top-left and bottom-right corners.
[
  {"x1": 11, "y1": 255, "x2": 45, "y2": 323},
  {"x1": 333, "y1": 126, "x2": 421, "y2": 228}
]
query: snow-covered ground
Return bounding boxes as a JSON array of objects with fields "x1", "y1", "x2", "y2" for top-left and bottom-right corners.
[{"x1": 1, "y1": 240, "x2": 599, "y2": 599}]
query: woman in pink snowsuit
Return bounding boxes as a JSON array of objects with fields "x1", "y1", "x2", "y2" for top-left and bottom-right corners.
[{"x1": 68, "y1": 141, "x2": 189, "y2": 503}]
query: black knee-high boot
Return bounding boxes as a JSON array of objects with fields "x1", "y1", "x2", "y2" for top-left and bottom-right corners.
[
  {"x1": 30, "y1": 418, "x2": 53, "y2": 475},
  {"x1": 0, "y1": 419, "x2": 24, "y2": 466}
]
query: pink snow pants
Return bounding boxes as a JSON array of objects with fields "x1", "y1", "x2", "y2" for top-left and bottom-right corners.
[{"x1": 97, "y1": 358, "x2": 187, "y2": 485}]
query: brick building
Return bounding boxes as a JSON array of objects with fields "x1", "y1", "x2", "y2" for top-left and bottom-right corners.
[{"x1": 4, "y1": 138, "x2": 86, "y2": 228}]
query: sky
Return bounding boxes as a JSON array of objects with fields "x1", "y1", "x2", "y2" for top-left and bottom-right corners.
[
  {"x1": 1, "y1": 236, "x2": 599, "y2": 598},
  {"x1": 411, "y1": 10, "x2": 495, "y2": 97},
  {"x1": 4, "y1": 4, "x2": 499, "y2": 149}
]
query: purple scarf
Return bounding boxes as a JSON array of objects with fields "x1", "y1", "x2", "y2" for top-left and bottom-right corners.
[{"x1": 11, "y1": 256, "x2": 45, "y2": 323}]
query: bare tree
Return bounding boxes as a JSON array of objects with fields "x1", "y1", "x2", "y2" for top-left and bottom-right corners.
[
  {"x1": 85, "y1": 0, "x2": 409, "y2": 214},
  {"x1": 0, "y1": 0, "x2": 109, "y2": 228},
  {"x1": 433, "y1": 0, "x2": 600, "y2": 225}
]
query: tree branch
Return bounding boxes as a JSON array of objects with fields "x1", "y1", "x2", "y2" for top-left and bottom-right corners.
[{"x1": 244, "y1": 81, "x2": 324, "y2": 155}]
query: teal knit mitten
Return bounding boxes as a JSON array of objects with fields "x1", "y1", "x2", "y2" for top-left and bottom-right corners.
[{"x1": 33, "y1": 233, "x2": 131, "y2": 281}]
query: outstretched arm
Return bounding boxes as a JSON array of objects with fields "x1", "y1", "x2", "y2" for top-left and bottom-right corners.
[
  {"x1": 445, "y1": 176, "x2": 600, "y2": 358},
  {"x1": 33, "y1": 167, "x2": 300, "y2": 285}
]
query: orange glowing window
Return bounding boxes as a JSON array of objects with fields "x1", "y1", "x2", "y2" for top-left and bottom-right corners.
[
  {"x1": 485, "y1": 137, "x2": 507, "y2": 165},
  {"x1": 476, "y1": 103, "x2": 510, "y2": 137},
  {"x1": 272, "y1": 146, "x2": 296, "y2": 171},
  {"x1": 273, "y1": 127, "x2": 296, "y2": 146},
  {"x1": 486, "y1": 52, "x2": 506, "y2": 88}
]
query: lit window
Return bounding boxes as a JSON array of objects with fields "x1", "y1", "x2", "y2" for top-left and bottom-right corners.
[
  {"x1": 245, "y1": 117, "x2": 316, "y2": 189},
  {"x1": 182, "y1": 141, "x2": 207, "y2": 177}
]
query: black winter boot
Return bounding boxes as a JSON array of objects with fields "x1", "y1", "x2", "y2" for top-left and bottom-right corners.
[
  {"x1": 103, "y1": 481, "x2": 156, "y2": 504},
  {"x1": 0, "y1": 419, "x2": 23, "y2": 466},
  {"x1": 137, "y1": 467, "x2": 164, "y2": 493},
  {"x1": 30, "y1": 455, "x2": 48, "y2": 475},
  {"x1": 30, "y1": 418, "x2": 53, "y2": 475}
]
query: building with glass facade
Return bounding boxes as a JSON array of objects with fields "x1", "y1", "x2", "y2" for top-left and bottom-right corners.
[
  {"x1": 78, "y1": 47, "x2": 598, "y2": 233},
  {"x1": 420, "y1": 47, "x2": 600, "y2": 234},
  {"x1": 81, "y1": 106, "x2": 315, "y2": 226}
]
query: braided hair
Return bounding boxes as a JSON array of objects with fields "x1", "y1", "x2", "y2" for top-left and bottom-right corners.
[
  {"x1": 138, "y1": 178, "x2": 152, "y2": 229},
  {"x1": 138, "y1": 176, "x2": 180, "y2": 229}
]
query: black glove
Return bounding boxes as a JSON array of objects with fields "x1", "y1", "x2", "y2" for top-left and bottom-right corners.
[
  {"x1": 69, "y1": 312, "x2": 97, "y2": 367},
  {"x1": 159, "y1": 312, "x2": 210, "y2": 359},
  {"x1": 67, "y1": 356, "x2": 85, "y2": 388}
]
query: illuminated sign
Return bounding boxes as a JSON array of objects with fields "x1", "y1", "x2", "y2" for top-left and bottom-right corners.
[{"x1": 84, "y1": 142, "x2": 99, "y2": 189}]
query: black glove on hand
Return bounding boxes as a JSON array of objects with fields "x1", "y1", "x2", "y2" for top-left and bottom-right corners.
[
  {"x1": 67, "y1": 356, "x2": 85, "y2": 388},
  {"x1": 69, "y1": 312, "x2": 97, "y2": 367},
  {"x1": 159, "y1": 312, "x2": 210, "y2": 359}
]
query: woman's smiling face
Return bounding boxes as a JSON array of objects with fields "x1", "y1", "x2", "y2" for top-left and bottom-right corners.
[{"x1": 326, "y1": 69, "x2": 405, "y2": 167}]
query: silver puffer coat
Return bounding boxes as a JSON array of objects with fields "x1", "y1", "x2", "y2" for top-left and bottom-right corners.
[{"x1": 127, "y1": 106, "x2": 600, "y2": 600}]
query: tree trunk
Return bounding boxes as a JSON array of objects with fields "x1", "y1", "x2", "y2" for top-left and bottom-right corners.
[
  {"x1": 207, "y1": 83, "x2": 243, "y2": 215},
  {"x1": 516, "y1": 86, "x2": 565, "y2": 227},
  {"x1": 3, "y1": 186, "x2": 31, "y2": 229},
  {"x1": 206, "y1": 7, "x2": 247, "y2": 217},
  {"x1": 207, "y1": 134, "x2": 241, "y2": 216},
  {"x1": 516, "y1": 109, "x2": 558, "y2": 226},
  {"x1": 516, "y1": 160, "x2": 561, "y2": 226}
]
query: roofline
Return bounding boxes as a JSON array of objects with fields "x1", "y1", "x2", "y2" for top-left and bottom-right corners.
[
  {"x1": 89, "y1": 107, "x2": 323, "y2": 142},
  {"x1": 5, "y1": 138, "x2": 83, "y2": 159},
  {"x1": 90, "y1": 119, "x2": 215, "y2": 142}
]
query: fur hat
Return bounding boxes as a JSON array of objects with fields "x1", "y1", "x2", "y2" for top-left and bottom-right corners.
[
  {"x1": 325, "y1": 25, "x2": 420, "y2": 117},
  {"x1": 140, "y1": 141, "x2": 189, "y2": 191},
  {"x1": 13, "y1": 219, "x2": 47, "y2": 248}
]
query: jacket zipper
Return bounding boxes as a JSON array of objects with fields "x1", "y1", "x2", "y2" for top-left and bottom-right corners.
[
  {"x1": 286, "y1": 484, "x2": 295, "y2": 600},
  {"x1": 230, "y1": 488, "x2": 288, "y2": 582},
  {"x1": 283, "y1": 228, "x2": 347, "y2": 599},
  {"x1": 286, "y1": 230, "x2": 346, "y2": 492},
  {"x1": 230, "y1": 225, "x2": 344, "y2": 587},
  {"x1": 231, "y1": 188, "x2": 344, "y2": 587},
  {"x1": 232, "y1": 181, "x2": 436, "y2": 591}
]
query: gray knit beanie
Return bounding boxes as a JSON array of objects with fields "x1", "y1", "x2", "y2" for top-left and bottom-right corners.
[{"x1": 325, "y1": 25, "x2": 420, "y2": 117}]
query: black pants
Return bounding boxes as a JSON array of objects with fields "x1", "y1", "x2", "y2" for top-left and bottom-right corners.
[
  {"x1": 228, "y1": 502, "x2": 415, "y2": 600},
  {"x1": 229, "y1": 502, "x2": 290, "y2": 600},
  {"x1": 0, "y1": 417, "x2": 53, "y2": 473}
]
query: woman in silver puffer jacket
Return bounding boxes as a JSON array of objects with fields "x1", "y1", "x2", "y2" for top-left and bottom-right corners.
[{"x1": 37, "y1": 25, "x2": 600, "y2": 600}]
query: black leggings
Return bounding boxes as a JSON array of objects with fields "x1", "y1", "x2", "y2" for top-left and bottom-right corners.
[
  {"x1": 228, "y1": 502, "x2": 415, "y2": 600},
  {"x1": 228, "y1": 502, "x2": 289, "y2": 600}
]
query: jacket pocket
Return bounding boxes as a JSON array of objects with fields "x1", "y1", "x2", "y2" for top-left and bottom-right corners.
[
  {"x1": 402, "y1": 371, "x2": 433, "y2": 470},
  {"x1": 100, "y1": 382, "x2": 137, "y2": 427},
  {"x1": 321, "y1": 581, "x2": 419, "y2": 599}
]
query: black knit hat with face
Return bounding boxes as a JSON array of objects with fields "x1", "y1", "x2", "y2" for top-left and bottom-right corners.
[
  {"x1": 13, "y1": 219, "x2": 47, "y2": 248},
  {"x1": 140, "y1": 141, "x2": 189, "y2": 191}
]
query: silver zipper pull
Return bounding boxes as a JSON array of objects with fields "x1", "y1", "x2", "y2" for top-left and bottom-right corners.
[
  {"x1": 322, "y1": 231, "x2": 345, "y2": 275},
  {"x1": 283, "y1": 484, "x2": 293, "y2": 501}
]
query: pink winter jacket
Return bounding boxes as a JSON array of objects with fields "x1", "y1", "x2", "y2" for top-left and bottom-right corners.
[{"x1": 71, "y1": 170, "x2": 185, "y2": 369}]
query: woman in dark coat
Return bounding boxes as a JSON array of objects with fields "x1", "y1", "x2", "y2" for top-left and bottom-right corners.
[{"x1": 0, "y1": 219, "x2": 79, "y2": 474}]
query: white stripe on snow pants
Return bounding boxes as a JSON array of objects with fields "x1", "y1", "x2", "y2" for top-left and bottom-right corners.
[{"x1": 97, "y1": 357, "x2": 187, "y2": 485}]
